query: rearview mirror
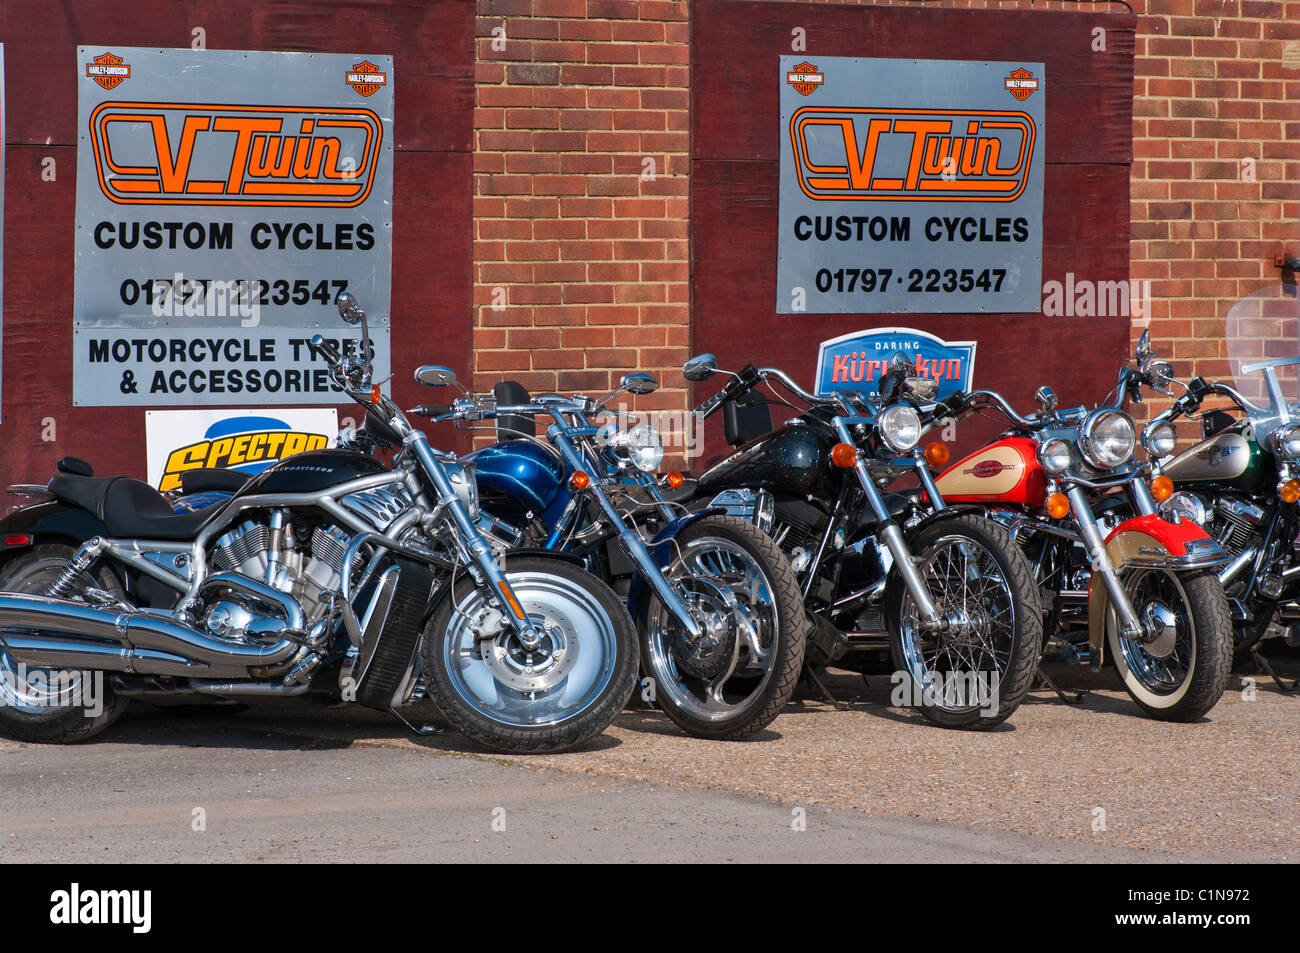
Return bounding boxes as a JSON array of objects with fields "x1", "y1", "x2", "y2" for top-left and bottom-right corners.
[
  {"x1": 415, "y1": 365, "x2": 457, "y2": 388},
  {"x1": 1035, "y1": 385, "x2": 1058, "y2": 414},
  {"x1": 683, "y1": 354, "x2": 717, "y2": 382},
  {"x1": 1136, "y1": 329, "x2": 1151, "y2": 364},
  {"x1": 336, "y1": 291, "x2": 363, "y2": 325},
  {"x1": 901, "y1": 376, "x2": 938, "y2": 401},
  {"x1": 620, "y1": 372, "x2": 658, "y2": 395}
]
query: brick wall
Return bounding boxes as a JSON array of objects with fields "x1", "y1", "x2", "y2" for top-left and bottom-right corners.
[
  {"x1": 471, "y1": 0, "x2": 1299, "y2": 437},
  {"x1": 472, "y1": 0, "x2": 691, "y2": 442}
]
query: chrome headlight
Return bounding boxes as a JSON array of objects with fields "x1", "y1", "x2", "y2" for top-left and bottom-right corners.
[
  {"x1": 1144, "y1": 422, "x2": 1177, "y2": 458},
  {"x1": 877, "y1": 404, "x2": 922, "y2": 453},
  {"x1": 1273, "y1": 423, "x2": 1300, "y2": 459},
  {"x1": 600, "y1": 423, "x2": 664, "y2": 472},
  {"x1": 1037, "y1": 438, "x2": 1072, "y2": 474},
  {"x1": 1079, "y1": 409, "x2": 1135, "y2": 469},
  {"x1": 444, "y1": 462, "x2": 479, "y2": 518}
]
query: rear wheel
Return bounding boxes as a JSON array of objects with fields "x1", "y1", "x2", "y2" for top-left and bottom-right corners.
[
  {"x1": 1106, "y1": 568, "x2": 1231, "y2": 721},
  {"x1": 421, "y1": 557, "x2": 637, "y2": 754},
  {"x1": 886, "y1": 514, "x2": 1042, "y2": 730},
  {"x1": 0, "y1": 544, "x2": 127, "y2": 743}
]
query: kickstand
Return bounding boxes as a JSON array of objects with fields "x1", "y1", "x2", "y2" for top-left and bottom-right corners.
[
  {"x1": 1250, "y1": 645, "x2": 1300, "y2": 694},
  {"x1": 390, "y1": 708, "x2": 444, "y2": 735},
  {"x1": 1035, "y1": 665, "x2": 1086, "y2": 705},
  {"x1": 805, "y1": 666, "x2": 848, "y2": 710}
]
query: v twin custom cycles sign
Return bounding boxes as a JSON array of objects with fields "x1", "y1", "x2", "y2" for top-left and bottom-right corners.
[
  {"x1": 73, "y1": 47, "x2": 394, "y2": 407},
  {"x1": 778, "y1": 56, "x2": 1045, "y2": 315}
]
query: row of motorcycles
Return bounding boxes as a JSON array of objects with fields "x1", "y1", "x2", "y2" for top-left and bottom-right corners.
[{"x1": 1, "y1": 288, "x2": 1295, "y2": 752}]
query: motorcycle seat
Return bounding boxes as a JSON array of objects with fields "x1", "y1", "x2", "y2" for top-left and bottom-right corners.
[{"x1": 48, "y1": 473, "x2": 223, "y2": 540}]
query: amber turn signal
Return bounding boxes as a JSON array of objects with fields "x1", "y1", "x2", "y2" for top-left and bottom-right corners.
[
  {"x1": 1280, "y1": 479, "x2": 1300, "y2": 504},
  {"x1": 369, "y1": 384, "x2": 382, "y2": 405},
  {"x1": 924, "y1": 441, "x2": 950, "y2": 468},
  {"x1": 1046, "y1": 492, "x2": 1071, "y2": 519},
  {"x1": 830, "y1": 443, "x2": 857, "y2": 468},
  {"x1": 570, "y1": 471, "x2": 591, "y2": 490},
  {"x1": 665, "y1": 470, "x2": 685, "y2": 489},
  {"x1": 1150, "y1": 474, "x2": 1174, "y2": 502}
]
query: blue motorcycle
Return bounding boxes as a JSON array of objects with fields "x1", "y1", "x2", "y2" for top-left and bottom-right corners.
[{"x1": 417, "y1": 373, "x2": 807, "y2": 740}]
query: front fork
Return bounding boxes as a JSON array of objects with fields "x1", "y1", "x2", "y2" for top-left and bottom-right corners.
[
  {"x1": 1066, "y1": 484, "x2": 1145, "y2": 640},
  {"x1": 545, "y1": 426, "x2": 703, "y2": 638},
  {"x1": 406, "y1": 432, "x2": 546, "y2": 649},
  {"x1": 832, "y1": 418, "x2": 945, "y2": 628}
]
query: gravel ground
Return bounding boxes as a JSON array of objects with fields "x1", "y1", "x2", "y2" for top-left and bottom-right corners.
[{"x1": 14, "y1": 651, "x2": 1289, "y2": 861}]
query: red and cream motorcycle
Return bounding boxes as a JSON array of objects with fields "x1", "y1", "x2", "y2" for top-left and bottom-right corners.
[{"x1": 929, "y1": 336, "x2": 1234, "y2": 721}]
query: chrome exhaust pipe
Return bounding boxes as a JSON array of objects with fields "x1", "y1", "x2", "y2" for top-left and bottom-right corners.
[
  {"x1": 0, "y1": 590, "x2": 302, "y2": 678},
  {"x1": 1218, "y1": 546, "x2": 1258, "y2": 586}
]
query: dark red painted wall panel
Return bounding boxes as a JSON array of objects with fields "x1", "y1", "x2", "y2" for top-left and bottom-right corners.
[
  {"x1": 0, "y1": 0, "x2": 474, "y2": 489},
  {"x1": 690, "y1": 0, "x2": 1136, "y2": 459}
]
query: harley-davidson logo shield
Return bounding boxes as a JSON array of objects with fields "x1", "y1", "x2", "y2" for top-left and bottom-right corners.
[
  {"x1": 786, "y1": 61, "x2": 824, "y2": 97},
  {"x1": 86, "y1": 52, "x2": 131, "y2": 91},
  {"x1": 966, "y1": 460, "x2": 1013, "y2": 479},
  {"x1": 1004, "y1": 67, "x2": 1038, "y2": 101},
  {"x1": 346, "y1": 61, "x2": 387, "y2": 97}
]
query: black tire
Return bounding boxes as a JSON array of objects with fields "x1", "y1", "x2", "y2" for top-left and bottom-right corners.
[
  {"x1": 0, "y1": 544, "x2": 128, "y2": 743},
  {"x1": 886, "y1": 514, "x2": 1042, "y2": 730},
  {"x1": 421, "y1": 557, "x2": 637, "y2": 754},
  {"x1": 637, "y1": 514, "x2": 806, "y2": 740},
  {"x1": 1106, "y1": 568, "x2": 1231, "y2": 722}
]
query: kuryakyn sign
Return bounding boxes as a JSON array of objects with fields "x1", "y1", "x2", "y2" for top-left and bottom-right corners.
[
  {"x1": 814, "y1": 328, "x2": 976, "y2": 402},
  {"x1": 73, "y1": 47, "x2": 394, "y2": 406},
  {"x1": 778, "y1": 56, "x2": 1045, "y2": 314}
]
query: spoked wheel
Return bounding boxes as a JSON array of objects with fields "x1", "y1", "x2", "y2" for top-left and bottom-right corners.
[
  {"x1": 0, "y1": 544, "x2": 127, "y2": 743},
  {"x1": 887, "y1": 514, "x2": 1041, "y2": 730},
  {"x1": 421, "y1": 557, "x2": 637, "y2": 753},
  {"x1": 639, "y1": 515, "x2": 805, "y2": 740},
  {"x1": 1106, "y1": 568, "x2": 1231, "y2": 721}
]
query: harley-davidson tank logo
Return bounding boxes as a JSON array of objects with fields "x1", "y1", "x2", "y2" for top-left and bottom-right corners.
[
  {"x1": 346, "y1": 61, "x2": 387, "y2": 97},
  {"x1": 86, "y1": 52, "x2": 131, "y2": 91},
  {"x1": 965, "y1": 460, "x2": 1014, "y2": 478},
  {"x1": 1004, "y1": 67, "x2": 1039, "y2": 102},
  {"x1": 1196, "y1": 443, "x2": 1237, "y2": 467},
  {"x1": 786, "y1": 62, "x2": 824, "y2": 97}
]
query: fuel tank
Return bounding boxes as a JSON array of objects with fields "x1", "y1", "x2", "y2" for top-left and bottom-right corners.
[
  {"x1": 1162, "y1": 431, "x2": 1270, "y2": 493},
  {"x1": 234, "y1": 449, "x2": 390, "y2": 496},
  {"x1": 467, "y1": 440, "x2": 569, "y2": 519},
  {"x1": 697, "y1": 424, "x2": 835, "y2": 498},
  {"x1": 935, "y1": 436, "x2": 1048, "y2": 507}
]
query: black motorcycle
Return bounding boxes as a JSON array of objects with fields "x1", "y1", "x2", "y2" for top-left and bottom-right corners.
[
  {"x1": 0, "y1": 293, "x2": 638, "y2": 753},
  {"x1": 678, "y1": 353, "x2": 1042, "y2": 729}
]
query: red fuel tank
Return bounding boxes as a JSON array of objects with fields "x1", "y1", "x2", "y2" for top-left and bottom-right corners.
[{"x1": 934, "y1": 436, "x2": 1048, "y2": 507}]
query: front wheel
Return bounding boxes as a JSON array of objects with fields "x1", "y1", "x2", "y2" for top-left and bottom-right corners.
[
  {"x1": 638, "y1": 514, "x2": 807, "y2": 740},
  {"x1": 1106, "y1": 568, "x2": 1231, "y2": 721},
  {"x1": 421, "y1": 557, "x2": 637, "y2": 754},
  {"x1": 886, "y1": 514, "x2": 1042, "y2": 730}
]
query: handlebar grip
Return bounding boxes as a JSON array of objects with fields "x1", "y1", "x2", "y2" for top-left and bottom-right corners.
[
  {"x1": 309, "y1": 334, "x2": 341, "y2": 363},
  {"x1": 412, "y1": 404, "x2": 454, "y2": 418}
]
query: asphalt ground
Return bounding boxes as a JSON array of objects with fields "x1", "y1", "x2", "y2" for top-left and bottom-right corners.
[{"x1": 1, "y1": 650, "x2": 1297, "y2": 863}]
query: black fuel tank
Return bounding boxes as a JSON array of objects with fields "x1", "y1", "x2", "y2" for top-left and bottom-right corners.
[
  {"x1": 234, "y1": 450, "x2": 390, "y2": 496},
  {"x1": 697, "y1": 424, "x2": 835, "y2": 497}
]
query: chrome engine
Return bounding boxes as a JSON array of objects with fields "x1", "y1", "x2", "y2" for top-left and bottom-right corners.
[{"x1": 207, "y1": 519, "x2": 353, "y2": 639}]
